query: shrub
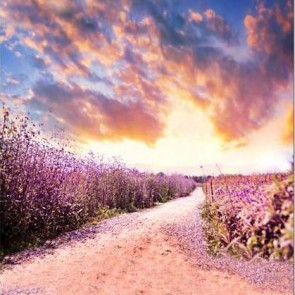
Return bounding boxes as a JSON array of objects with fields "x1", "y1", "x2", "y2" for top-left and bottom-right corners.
[{"x1": 201, "y1": 173, "x2": 293, "y2": 260}]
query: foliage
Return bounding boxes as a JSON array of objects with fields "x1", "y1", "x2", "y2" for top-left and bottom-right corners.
[
  {"x1": 202, "y1": 173, "x2": 293, "y2": 260},
  {"x1": 86, "y1": 207, "x2": 126, "y2": 226},
  {"x1": 0, "y1": 108, "x2": 196, "y2": 258}
]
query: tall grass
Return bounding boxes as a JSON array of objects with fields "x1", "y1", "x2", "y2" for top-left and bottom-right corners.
[
  {"x1": 201, "y1": 173, "x2": 293, "y2": 260},
  {"x1": 0, "y1": 108, "x2": 196, "y2": 257}
]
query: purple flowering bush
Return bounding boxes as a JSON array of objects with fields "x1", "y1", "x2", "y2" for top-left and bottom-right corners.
[
  {"x1": 0, "y1": 108, "x2": 196, "y2": 257},
  {"x1": 201, "y1": 174, "x2": 293, "y2": 260}
]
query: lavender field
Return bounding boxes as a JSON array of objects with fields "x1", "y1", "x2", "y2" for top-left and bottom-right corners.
[
  {"x1": 202, "y1": 173, "x2": 293, "y2": 260},
  {"x1": 0, "y1": 109, "x2": 196, "y2": 258}
]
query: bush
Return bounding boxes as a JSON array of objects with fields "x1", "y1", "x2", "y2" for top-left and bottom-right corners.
[
  {"x1": 201, "y1": 173, "x2": 293, "y2": 260},
  {"x1": 0, "y1": 108, "x2": 196, "y2": 257}
]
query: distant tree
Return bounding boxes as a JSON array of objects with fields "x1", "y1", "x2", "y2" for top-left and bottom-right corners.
[{"x1": 156, "y1": 172, "x2": 165, "y2": 177}]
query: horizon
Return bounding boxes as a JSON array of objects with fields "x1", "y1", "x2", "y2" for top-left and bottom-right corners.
[{"x1": 0, "y1": 0, "x2": 293, "y2": 175}]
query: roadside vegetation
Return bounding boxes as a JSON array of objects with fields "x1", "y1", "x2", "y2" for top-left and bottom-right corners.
[
  {"x1": 201, "y1": 173, "x2": 293, "y2": 260},
  {"x1": 0, "y1": 108, "x2": 196, "y2": 259}
]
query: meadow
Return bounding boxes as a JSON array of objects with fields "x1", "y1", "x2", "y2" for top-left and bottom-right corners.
[{"x1": 0, "y1": 109, "x2": 196, "y2": 258}]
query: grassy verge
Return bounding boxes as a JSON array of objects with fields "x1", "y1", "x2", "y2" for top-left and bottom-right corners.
[
  {"x1": 0, "y1": 191, "x2": 184, "y2": 262},
  {"x1": 0, "y1": 206, "x2": 123, "y2": 261}
]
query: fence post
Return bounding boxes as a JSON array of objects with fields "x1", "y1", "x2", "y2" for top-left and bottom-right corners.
[{"x1": 210, "y1": 178, "x2": 214, "y2": 201}]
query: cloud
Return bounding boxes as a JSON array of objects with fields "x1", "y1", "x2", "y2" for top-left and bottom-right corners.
[
  {"x1": 30, "y1": 54, "x2": 48, "y2": 70},
  {"x1": 244, "y1": 1, "x2": 293, "y2": 74},
  {"x1": 189, "y1": 10, "x2": 203, "y2": 23},
  {"x1": 0, "y1": 22, "x2": 14, "y2": 43},
  {"x1": 0, "y1": 0, "x2": 293, "y2": 146},
  {"x1": 281, "y1": 105, "x2": 294, "y2": 145},
  {"x1": 1, "y1": 0, "x2": 125, "y2": 80},
  {"x1": 28, "y1": 79, "x2": 164, "y2": 145},
  {"x1": 127, "y1": 0, "x2": 292, "y2": 143},
  {"x1": 203, "y1": 9, "x2": 235, "y2": 41}
]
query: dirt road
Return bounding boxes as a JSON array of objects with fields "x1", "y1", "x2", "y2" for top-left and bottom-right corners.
[{"x1": 0, "y1": 188, "x2": 292, "y2": 295}]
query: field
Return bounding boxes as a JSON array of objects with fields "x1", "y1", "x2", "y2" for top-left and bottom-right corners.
[
  {"x1": 0, "y1": 110, "x2": 196, "y2": 257},
  {"x1": 202, "y1": 173, "x2": 293, "y2": 260}
]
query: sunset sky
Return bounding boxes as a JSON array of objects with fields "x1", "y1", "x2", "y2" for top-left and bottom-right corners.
[{"x1": 0, "y1": 0, "x2": 293, "y2": 175}]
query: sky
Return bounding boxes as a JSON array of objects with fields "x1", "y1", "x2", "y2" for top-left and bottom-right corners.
[{"x1": 0, "y1": 0, "x2": 293, "y2": 175}]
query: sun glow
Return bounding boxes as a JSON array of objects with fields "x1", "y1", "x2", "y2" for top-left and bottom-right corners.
[
  {"x1": 84, "y1": 99, "x2": 221, "y2": 174},
  {"x1": 83, "y1": 97, "x2": 292, "y2": 175}
]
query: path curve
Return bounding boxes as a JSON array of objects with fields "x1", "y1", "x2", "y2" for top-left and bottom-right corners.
[{"x1": 0, "y1": 188, "x2": 292, "y2": 295}]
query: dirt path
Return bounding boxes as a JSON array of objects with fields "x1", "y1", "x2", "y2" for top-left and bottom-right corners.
[{"x1": 0, "y1": 188, "x2": 292, "y2": 295}]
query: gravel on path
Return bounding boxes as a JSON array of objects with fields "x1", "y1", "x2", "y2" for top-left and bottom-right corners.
[
  {"x1": 0, "y1": 188, "x2": 293, "y2": 295},
  {"x1": 164, "y1": 189, "x2": 293, "y2": 294}
]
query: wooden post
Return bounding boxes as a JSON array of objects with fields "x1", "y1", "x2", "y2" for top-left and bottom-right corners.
[{"x1": 210, "y1": 178, "x2": 214, "y2": 201}]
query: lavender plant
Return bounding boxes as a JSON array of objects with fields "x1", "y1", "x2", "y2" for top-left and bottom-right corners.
[
  {"x1": 201, "y1": 173, "x2": 293, "y2": 260},
  {"x1": 0, "y1": 108, "x2": 196, "y2": 257}
]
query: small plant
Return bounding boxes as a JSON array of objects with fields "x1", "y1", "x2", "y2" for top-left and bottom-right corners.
[
  {"x1": 201, "y1": 203, "x2": 229, "y2": 255},
  {"x1": 86, "y1": 207, "x2": 126, "y2": 225}
]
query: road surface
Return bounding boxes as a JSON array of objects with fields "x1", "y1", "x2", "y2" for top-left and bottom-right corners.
[{"x1": 0, "y1": 188, "x2": 292, "y2": 295}]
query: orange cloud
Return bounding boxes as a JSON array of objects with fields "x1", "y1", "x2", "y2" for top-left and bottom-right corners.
[
  {"x1": 244, "y1": 1, "x2": 293, "y2": 60},
  {"x1": 1, "y1": 0, "x2": 125, "y2": 81},
  {"x1": 1, "y1": 0, "x2": 293, "y2": 147},
  {"x1": 282, "y1": 105, "x2": 294, "y2": 145},
  {"x1": 189, "y1": 10, "x2": 203, "y2": 23},
  {"x1": 204, "y1": 9, "x2": 216, "y2": 19},
  {"x1": 29, "y1": 80, "x2": 164, "y2": 146}
]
